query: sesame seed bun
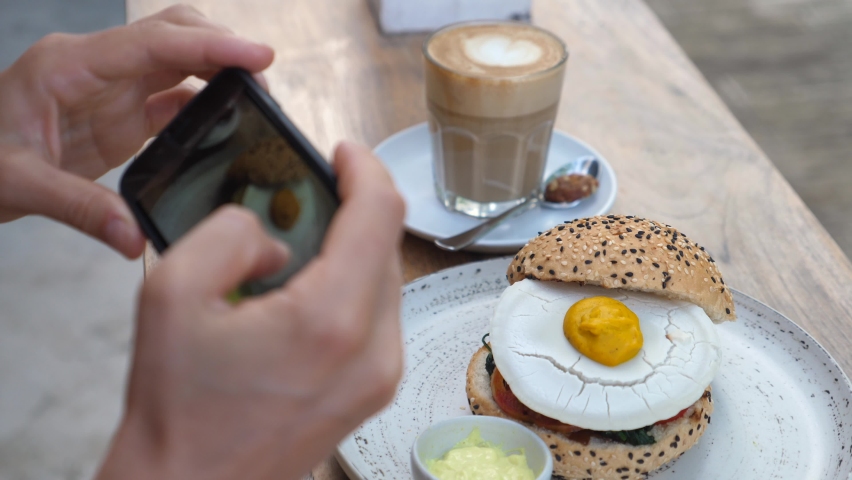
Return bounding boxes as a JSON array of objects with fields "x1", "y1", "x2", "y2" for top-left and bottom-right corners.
[
  {"x1": 466, "y1": 346, "x2": 713, "y2": 480},
  {"x1": 506, "y1": 215, "x2": 735, "y2": 323}
]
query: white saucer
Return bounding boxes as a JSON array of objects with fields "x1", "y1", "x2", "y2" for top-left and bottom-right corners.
[{"x1": 373, "y1": 123, "x2": 617, "y2": 253}]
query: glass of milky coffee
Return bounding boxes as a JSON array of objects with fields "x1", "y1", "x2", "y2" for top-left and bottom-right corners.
[{"x1": 423, "y1": 22, "x2": 568, "y2": 218}]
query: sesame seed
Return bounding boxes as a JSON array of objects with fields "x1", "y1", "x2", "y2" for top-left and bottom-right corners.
[
  {"x1": 626, "y1": 272, "x2": 634, "y2": 277},
  {"x1": 637, "y1": 258, "x2": 643, "y2": 264},
  {"x1": 621, "y1": 278, "x2": 627, "y2": 285},
  {"x1": 573, "y1": 266, "x2": 578, "y2": 273},
  {"x1": 537, "y1": 266, "x2": 543, "y2": 270},
  {"x1": 585, "y1": 260, "x2": 592, "y2": 264}
]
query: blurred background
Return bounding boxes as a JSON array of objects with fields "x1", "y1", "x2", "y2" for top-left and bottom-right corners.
[{"x1": 0, "y1": 0, "x2": 848, "y2": 478}]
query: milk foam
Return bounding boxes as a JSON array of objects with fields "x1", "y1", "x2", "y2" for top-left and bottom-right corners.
[
  {"x1": 463, "y1": 35, "x2": 543, "y2": 67},
  {"x1": 426, "y1": 23, "x2": 565, "y2": 78}
]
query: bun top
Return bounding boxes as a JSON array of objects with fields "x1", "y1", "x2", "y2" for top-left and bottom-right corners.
[{"x1": 507, "y1": 215, "x2": 735, "y2": 323}]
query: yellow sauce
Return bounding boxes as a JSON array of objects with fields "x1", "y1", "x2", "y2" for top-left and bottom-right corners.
[
  {"x1": 425, "y1": 428, "x2": 535, "y2": 480},
  {"x1": 563, "y1": 296, "x2": 643, "y2": 366}
]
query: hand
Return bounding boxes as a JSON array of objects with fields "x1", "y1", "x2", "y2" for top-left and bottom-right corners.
[
  {"x1": 0, "y1": 5, "x2": 274, "y2": 258},
  {"x1": 96, "y1": 142, "x2": 406, "y2": 480}
]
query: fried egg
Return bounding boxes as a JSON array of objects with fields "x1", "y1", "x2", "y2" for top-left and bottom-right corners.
[{"x1": 490, "y1": 279, "x2": 721, "y2": 431}]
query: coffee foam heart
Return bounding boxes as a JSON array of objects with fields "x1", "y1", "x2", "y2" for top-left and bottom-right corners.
[
  {"x1": 425, "y1": 23, "x2": 567, "y2": 117},
  {"x1": 463, "y1": 35, "x2": 543, "y2": 68}
]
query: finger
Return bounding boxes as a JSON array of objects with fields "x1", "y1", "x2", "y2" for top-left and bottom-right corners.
[
  {"x1": 312, "y1": 141, "x2": 405, "y2": 306},
  {"x1": 145, "y1": 84, "x2": 199, "y2": 136},
  {"x1": 150, "y1": 4, "x2": 233, "y2": 34},
  {"x1": 154, "y1": 205, "x2": 291, "y2": 300},
  {"x1": 0, "y1": 148, "x2": 145, "y2": 258},
  {"x1": 82, "y1": 19, "x2": 274, "y2": 82}
]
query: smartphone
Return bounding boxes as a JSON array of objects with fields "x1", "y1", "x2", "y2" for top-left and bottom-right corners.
[{"x1": 121, "y1": 68, "x2": 339, "y2": 296}]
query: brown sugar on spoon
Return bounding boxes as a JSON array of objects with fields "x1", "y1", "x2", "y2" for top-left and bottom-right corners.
[{"x1": 544, "y1": 173, "x2": 599, "y2": 203}]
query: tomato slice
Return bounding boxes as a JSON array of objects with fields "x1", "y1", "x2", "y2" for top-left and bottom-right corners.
[
  {"x1": 490, "y1": 368, "x2": 583, "y2": 434},
  {"x1": 656, "y1": 406, "x2": 688, "y2": 425}
]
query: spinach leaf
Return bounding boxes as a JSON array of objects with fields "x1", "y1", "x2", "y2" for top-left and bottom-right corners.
[
  {"x1": 485, "y1": 352, "x2": 495, "y2": 377},
  {"x1": 601, "y1": 426, "x2": 656, "y2": 446}
]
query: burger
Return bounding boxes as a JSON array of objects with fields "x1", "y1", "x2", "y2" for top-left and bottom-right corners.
[{"x1": 466, "y1": 215, "x2": 735, "y2": 480}]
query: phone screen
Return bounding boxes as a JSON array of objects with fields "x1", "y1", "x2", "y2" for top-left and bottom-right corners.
[{"x1": 131, "y1": 83, "x2": 337, "y2": 295}]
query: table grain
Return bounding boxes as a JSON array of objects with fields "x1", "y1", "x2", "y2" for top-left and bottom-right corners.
[{"x1": 132, "y1": 0, "x2": 852, "y2": 478}]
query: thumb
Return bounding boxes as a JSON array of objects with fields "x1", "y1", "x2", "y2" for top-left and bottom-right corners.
[
  {"x1": 151, "y1": 205, "x2": 291, "y2": 301},
  {"x1": 0, "y1": 149, "x2": 145, "y2": 258}
]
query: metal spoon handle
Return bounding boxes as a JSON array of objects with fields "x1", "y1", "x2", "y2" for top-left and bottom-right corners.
[{"x1": 434, "y1": 197, "x2": 540, "y2": 251}]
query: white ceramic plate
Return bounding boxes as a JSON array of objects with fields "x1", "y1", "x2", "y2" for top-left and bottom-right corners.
[
  {"x1": 337, "y1": 258, "x2": 852, "y2": 479},
  {"x1": 373, "y1": 123, "x2": 617, "y2": 253}
]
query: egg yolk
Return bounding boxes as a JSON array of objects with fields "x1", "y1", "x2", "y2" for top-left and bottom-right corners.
[{"x1": 563, "y1": 296, "x2": 643, "y2": 367}]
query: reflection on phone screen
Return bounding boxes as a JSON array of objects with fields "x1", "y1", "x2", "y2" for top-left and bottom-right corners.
[{"x1": 136, "y1": 92, "x2": 337, "y2": 295}]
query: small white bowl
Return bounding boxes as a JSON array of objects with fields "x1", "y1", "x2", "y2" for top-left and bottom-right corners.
[{"x1": 411, "y1": 416, "x2": 553, "y2": 480}]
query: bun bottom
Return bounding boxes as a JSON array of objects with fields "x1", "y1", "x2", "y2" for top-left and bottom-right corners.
[{"x1": 465, "y1": 346, "x2": 713, "y2": 480}]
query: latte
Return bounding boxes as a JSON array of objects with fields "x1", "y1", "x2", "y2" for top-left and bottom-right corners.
[{"x1": 424, "y1": 22, "x2": 567, "y2": 217}]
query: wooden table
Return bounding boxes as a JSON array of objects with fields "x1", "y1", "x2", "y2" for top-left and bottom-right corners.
[{"x1": 132, "y1": 0, "x2": 852, "y2": 478}]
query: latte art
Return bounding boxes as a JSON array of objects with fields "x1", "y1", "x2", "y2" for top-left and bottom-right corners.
[
  {"x1": 463, "y1": 35, "x2": 542, "y2": 68},
  {"x1": 426, "y1": 23, "x2": 565, "y2": 79}
]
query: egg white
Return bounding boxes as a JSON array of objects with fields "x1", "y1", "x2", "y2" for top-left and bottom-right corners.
[{"x1": 490, "y1": 280, "x2": 721, "y2": 431}]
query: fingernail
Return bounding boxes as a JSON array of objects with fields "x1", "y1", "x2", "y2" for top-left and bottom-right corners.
[
  {"x1": 273, "y1": 239, "x2": 291, "y2": 261},
  {"x1": 105, "y1": 217, "x2": 140, "y2": 252}
]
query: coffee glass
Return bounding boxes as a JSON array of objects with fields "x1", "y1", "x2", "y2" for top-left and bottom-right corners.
[{"x1": 423, "y1": 21, "x2": 568, "y2": 218}]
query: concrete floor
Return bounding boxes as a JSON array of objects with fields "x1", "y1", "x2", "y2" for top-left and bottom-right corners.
[
  {"x1": 0, "y1": 0, "x2": 849, "y2": 479},
  {"x1": 0, "y1": 2, "x2": 131, "y2": 479}
]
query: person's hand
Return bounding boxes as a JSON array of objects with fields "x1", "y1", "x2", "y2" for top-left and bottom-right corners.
[
  {"x1": 96, "y1": 142, "x2": 406, "y2": 480},
  {"x1": 0, "y1": 5, "x2": 274, "y2": 258}
]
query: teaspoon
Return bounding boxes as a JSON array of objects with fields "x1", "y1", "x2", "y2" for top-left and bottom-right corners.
[{"x1": 433, "y1": 156, "x2": 599, "y2": 252}]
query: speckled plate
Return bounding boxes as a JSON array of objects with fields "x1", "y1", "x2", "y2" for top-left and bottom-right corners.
[{"x1": 336, "y1": 258, "x2": 852, "y2": 479}]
